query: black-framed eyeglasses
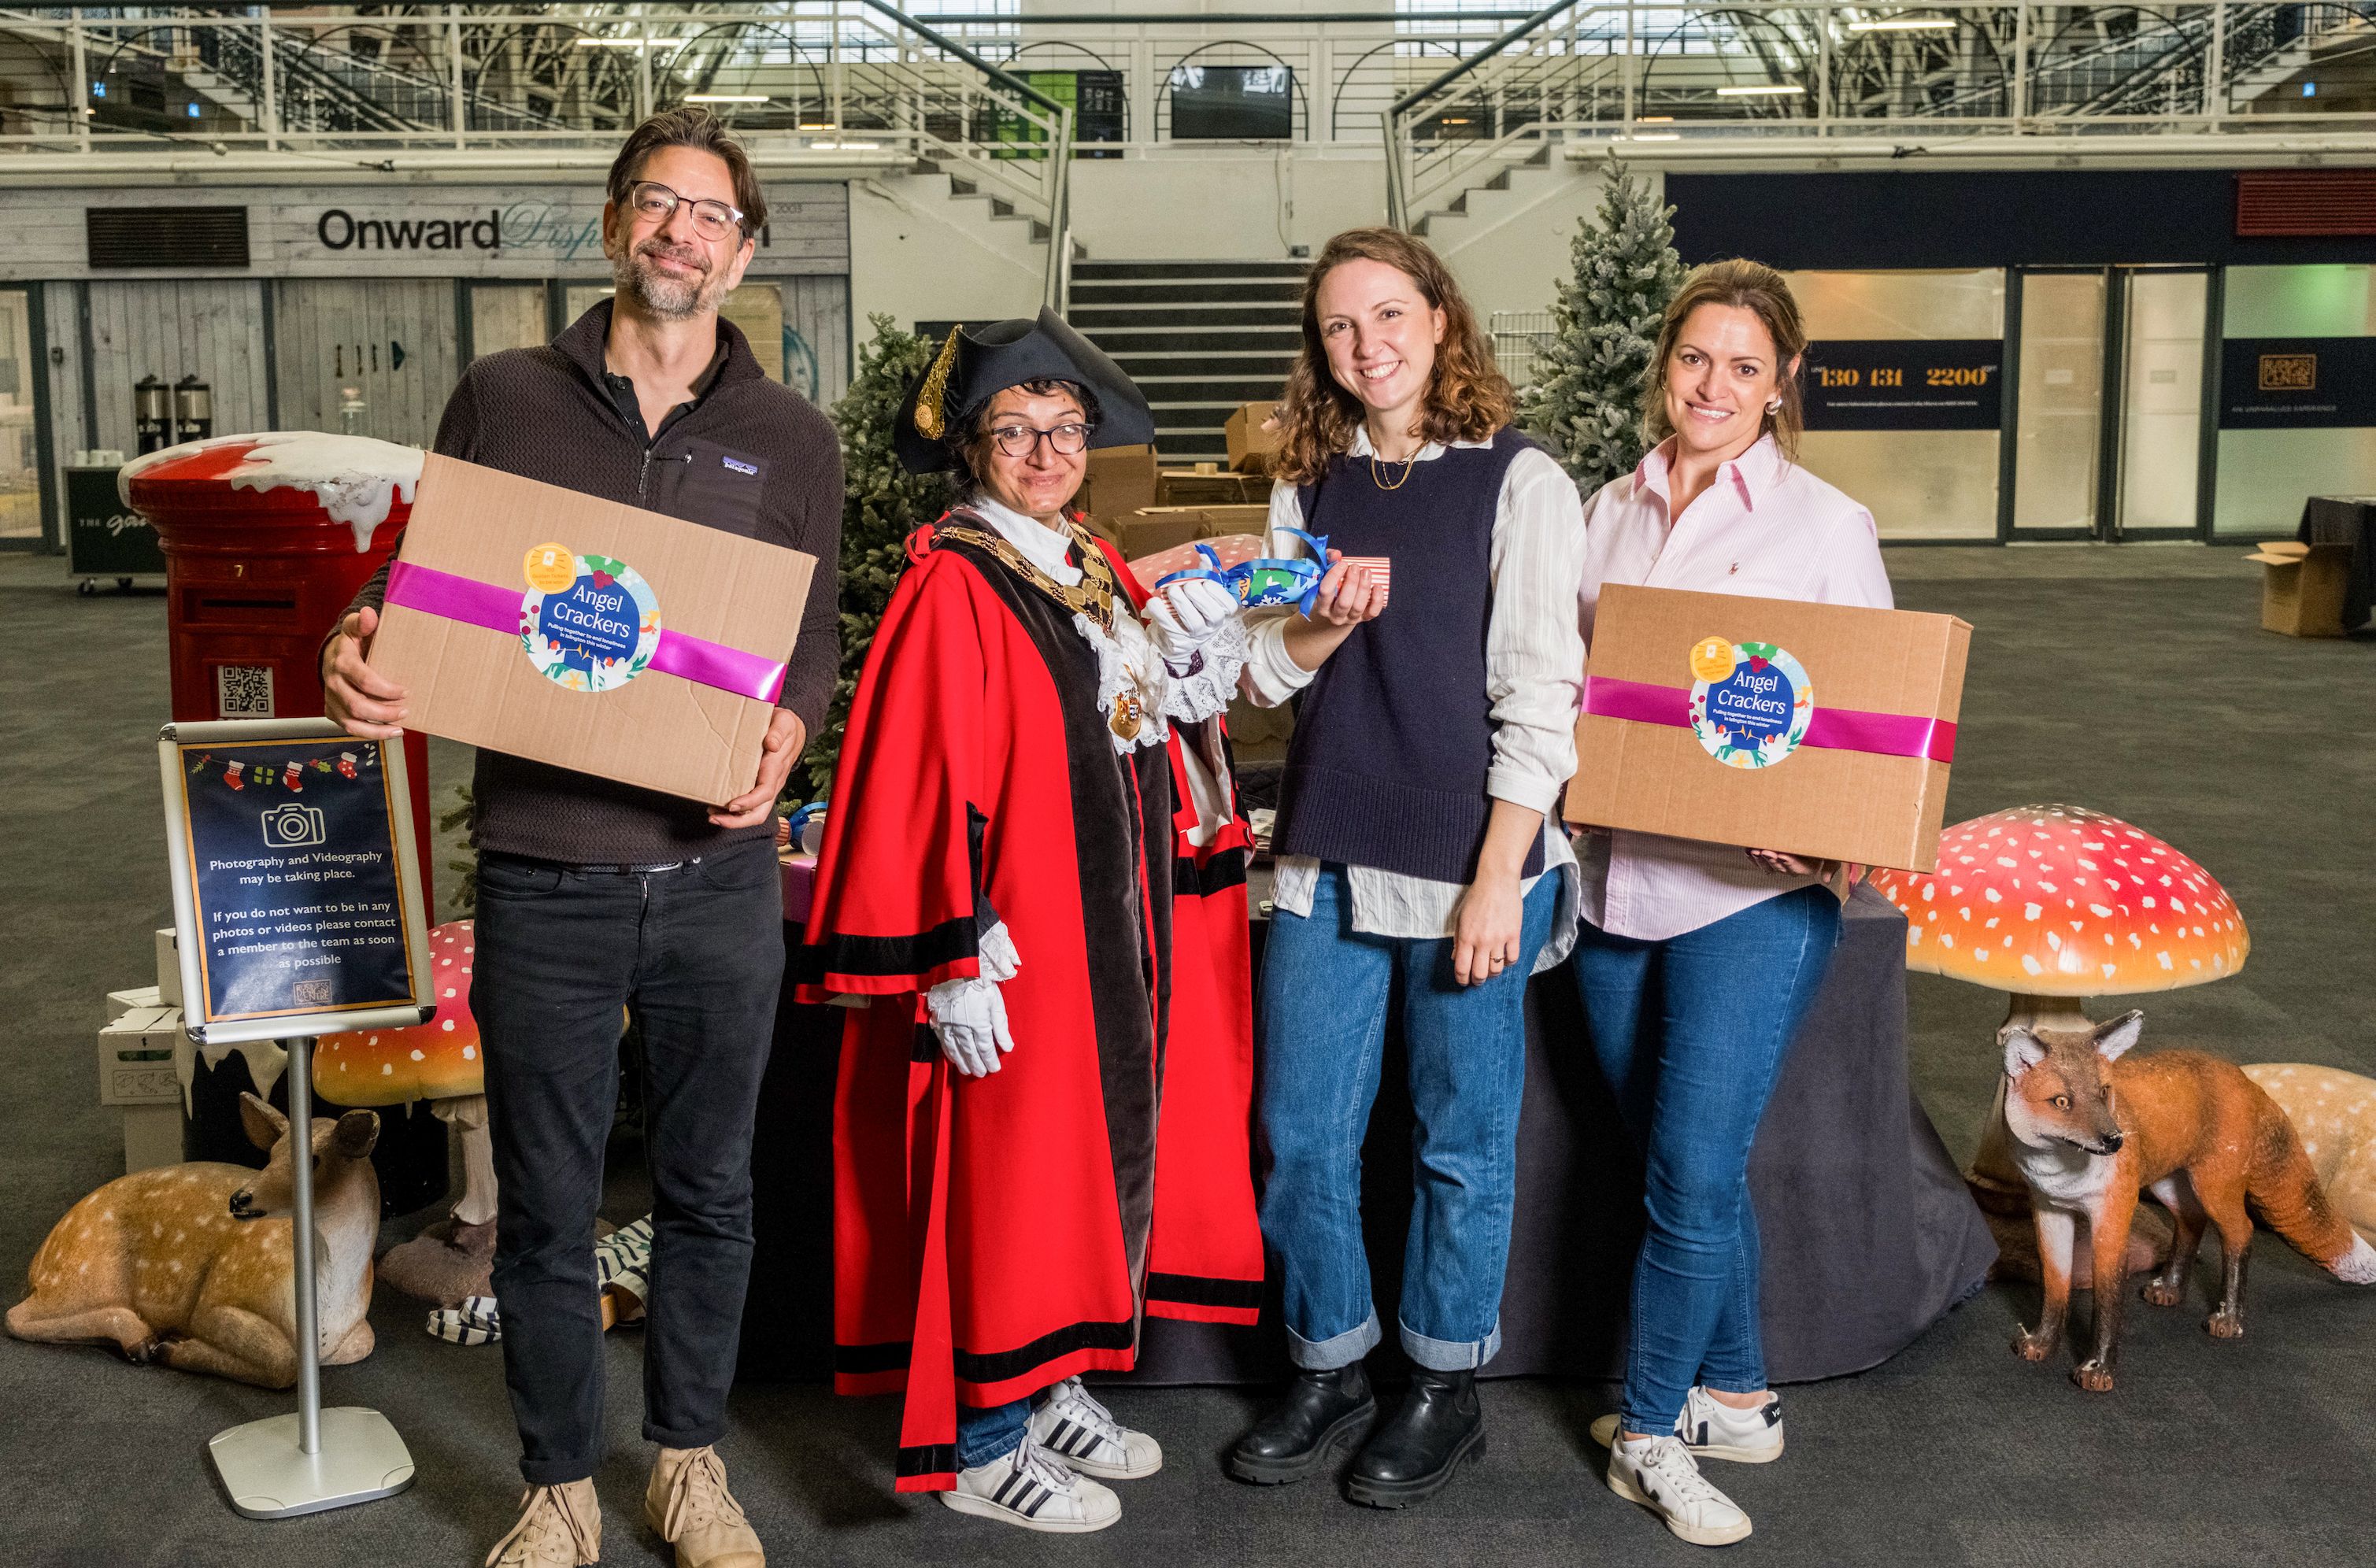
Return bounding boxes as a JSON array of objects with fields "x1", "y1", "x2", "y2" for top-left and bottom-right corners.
[
  {"x1": 625, "y1": 179, "x2": 746, "y2": 241},
  {"x1": 989, "y1": 422, "x2": 1092, "y2": 458}
]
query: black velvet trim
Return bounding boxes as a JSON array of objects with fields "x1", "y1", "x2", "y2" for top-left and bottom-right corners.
[
  {"x1": 1171, "y1": 845, "x2": 1249, "y2": 900},
  {"x1": 794, "y1": 914, "x2": 976, "y2": 983},
  {"x1": 835, "y1": 1340, "x2": 912, "y2": 1376},
  {"x1": 908, "y1": 1023, "x2": 939, "y2": 1064},
  {"x1": 1145, "y1": 1272, "x2": 1264, "y2": 1310},
  {"x1": 897, "y1": 1444, "x2": 958, "y2": 1478},
  {"x1": 952, "y1": 1319, "x2": 1138, "y2": 1386}
]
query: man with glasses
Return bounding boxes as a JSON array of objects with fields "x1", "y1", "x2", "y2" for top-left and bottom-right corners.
[{"x1": 322, "y1": 107, "x2": 841, "y2": 1568}]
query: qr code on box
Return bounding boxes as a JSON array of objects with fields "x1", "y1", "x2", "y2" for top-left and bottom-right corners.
[
  {"x1": 216, "y1": 664, "x2": 275, "y2": 717},
  {"x1": 291, "y1": 979, "x2": 332, "y2": 1007}
]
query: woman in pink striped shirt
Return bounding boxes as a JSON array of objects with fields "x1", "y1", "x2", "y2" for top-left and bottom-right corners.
[{"x1": 1572, "y1": 261, "x2": 1891, "y2": 1548}]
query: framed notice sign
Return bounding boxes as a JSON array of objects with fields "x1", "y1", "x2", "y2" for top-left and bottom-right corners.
[{"x1": 158, "y1": 718, "x2": 432, "y2": 1046}]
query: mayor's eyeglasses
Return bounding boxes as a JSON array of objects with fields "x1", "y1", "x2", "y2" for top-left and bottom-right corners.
[{"x1": 989, "y1": 422, "x2": 1091, "y2": 458}]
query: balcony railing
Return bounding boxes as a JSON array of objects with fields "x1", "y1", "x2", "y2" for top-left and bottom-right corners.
[
  {"x1": 2, "y1": 6, "x2": 2368, "y2": 246},
  {"x1": 1383, "y1": 2, "x2": 2376, "y2": 227},
  {"x1": 0, "y1": 3, "x2": 1078, "y2": 305}
]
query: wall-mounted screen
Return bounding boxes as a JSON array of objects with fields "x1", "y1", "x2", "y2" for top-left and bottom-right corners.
[{"x1": 1168, "y1": 65, "x2": 1293, "y2": 140}]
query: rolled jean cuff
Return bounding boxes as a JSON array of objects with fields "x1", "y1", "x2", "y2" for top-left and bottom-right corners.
[
  {"x1": 1400, "y1": 1318, "x2": 1501, "y2": 1373},
  {"x1": 1287, "y1": 1311, "x2": 1381, "y2": 1370}
]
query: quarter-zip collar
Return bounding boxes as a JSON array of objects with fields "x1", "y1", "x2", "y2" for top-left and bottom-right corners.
[{"x1": 551, "y1": 295, "x2": 766, "y2": 427}]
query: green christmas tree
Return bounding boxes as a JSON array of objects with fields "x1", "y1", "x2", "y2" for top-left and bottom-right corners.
[
  {"x1": 801, "y1": 313, "x2": 950, "y2": 801},
  {"x1": 1520, "y1": 153, "x2": 1686, "y2": 493}
]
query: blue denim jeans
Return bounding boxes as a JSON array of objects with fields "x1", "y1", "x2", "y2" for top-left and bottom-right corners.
[
  {"x1": 1571, "y1": 885, "x2": 1840, "y2": 1436},
  {"x1": 1257, "y1": 862, "x2": 1556, "y2": 1372},
  {"x1": 957, "y1": 1397, "x2": 1032, "y2": 1470}
]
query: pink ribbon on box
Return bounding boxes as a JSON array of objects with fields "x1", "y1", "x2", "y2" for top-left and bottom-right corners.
[
  {"x1": 385, "y1": 560, "x2": 788, "y2": 703},
  {"x1": 1582, "y1": 675, "x2": 1958, "y2": 764}
]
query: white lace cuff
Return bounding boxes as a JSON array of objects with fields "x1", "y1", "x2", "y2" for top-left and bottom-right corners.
[{"x1": 1158, "y1": 611, "x2": 1250, "y2": 727}]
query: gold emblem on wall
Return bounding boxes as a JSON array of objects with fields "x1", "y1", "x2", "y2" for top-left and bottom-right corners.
[{"x1": 2258, "y1": 353, "x2": 2316, "y2": 393}]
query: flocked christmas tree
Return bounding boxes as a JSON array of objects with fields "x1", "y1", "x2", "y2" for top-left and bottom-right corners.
[
  {"x1": 801, "y1": 312, "x2": 950, "y2": 801},
  {"x1": 1519, "y1": 153, "x2": 1686, "y2": 493}
]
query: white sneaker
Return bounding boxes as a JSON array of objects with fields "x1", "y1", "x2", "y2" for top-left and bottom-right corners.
[
  {"x1": 1028, "y1": 1376, "x2": 1164, "y2": 1479},
  {"x1": 940, "y1": 1434, "x2": 1121, "y2": 1533},
  {"x1": 1590, "y1": 1387, "x2": 1785, "y2": 1463},
  {"x1": 1606, "y1": 1435, "x2": 1752, "y2": 1547}
]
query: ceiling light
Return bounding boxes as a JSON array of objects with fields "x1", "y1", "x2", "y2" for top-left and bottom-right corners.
[
  {"x1": 1847, "y1": 17, "x2": 1958, "y2": 30},
  {"x1": 573, "y1": 38, "x2": 681, "y2": 49},
  {"x1": 1637, "y1": 115, "x2": 1675, "y2": 123},
  {"x1": 1629, "y1": 132, "x2": 1682, "y2": 141},
  {"x1": 686, "y1": 94, "x2": 770, "y2": 103},
  {"x1": 1715, "y1": 84, "x2": 1806, "y2": 96}
]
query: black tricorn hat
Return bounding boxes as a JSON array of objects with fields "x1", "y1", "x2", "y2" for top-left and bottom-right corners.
[{"x1": 892, "y1": 307, "x2": 1156, "y2": 474}]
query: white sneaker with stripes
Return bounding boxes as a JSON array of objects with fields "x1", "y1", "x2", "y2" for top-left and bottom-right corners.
[
  {"x1": 1028, "y1": 1377, "x2": 1164, "y2": 1480},
  {"x1": 940, "y1": 1434, "x2": 1121, "y2": 1533}
]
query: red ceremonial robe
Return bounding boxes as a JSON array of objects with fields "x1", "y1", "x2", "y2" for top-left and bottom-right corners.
[
  {"x1": 798, "y1": 513, "x2": 1254, "y2": 1491},
  {"x1": 1145, "y1": 724, "x2": 1264, "y2": 1326}
]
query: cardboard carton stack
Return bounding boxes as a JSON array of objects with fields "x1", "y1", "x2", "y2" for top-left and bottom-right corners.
[
  {"x1": 98, "y1": 927, "x2": 191, "y2": 1172},
  {"x1": 1157, "y1": 464, "x2": 1268, "y2": 507},
  {"x1": 1077, "y1": 443, "x2": 1160, "y2": 541},
  {"x1": 1226, "y1": 401, "x2": 1282, "y2": 475}
]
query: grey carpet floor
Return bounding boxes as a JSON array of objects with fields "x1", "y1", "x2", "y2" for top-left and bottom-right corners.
[{"x1": 2, "y1": 545, "x2": 2370, "y2": 1568}]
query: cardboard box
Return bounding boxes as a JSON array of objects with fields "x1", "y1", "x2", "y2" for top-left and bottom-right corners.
[
  {"x1": 107, "y1": 985, "x2": 163, "y2": 1024},
  {"x1": 2245, "y1": 540, "x2": 2349, "y2": 638},
  {"x1": 99, "y1": 1005, "x2": 184, "y2": 1107},
  {"x1": 1226, "y1": 401, "x2": 1282, "y2": 475},
  {"x1": 1112, "y1": 504, "x2": 1271, "y2": 559},
  {"x1": 154, "y1": 926, "x2": 181, "y2": 1008},
  {"x1": 1565, "y1": 585, "x2": 1971, "y2": 874},
  {"x1": 1158, "y1": 466, "x2": 1267, "y2": 507},
  {"x1": 1079, "y1": 442, "x2": 1159, "y2": 531},
  {"x1": 368, "y1": 453, "x2": 817, "y2": 806}
]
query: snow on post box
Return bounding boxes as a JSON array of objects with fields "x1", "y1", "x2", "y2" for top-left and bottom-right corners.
[
  {"x1": 1564, "y1": 584, "x2": 1971, "y2": 875},
  {"x1": 365, "y1": 453, "x2": 817, "y2": 806}
]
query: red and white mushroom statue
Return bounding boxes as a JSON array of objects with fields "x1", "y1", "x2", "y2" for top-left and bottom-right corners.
[
  {"x1": 1867, "y1": 804, "x2": 2250, "y2": 1276},
  {"x1": 314, "y1": 921, "x2": 495, "y2": 1304}
]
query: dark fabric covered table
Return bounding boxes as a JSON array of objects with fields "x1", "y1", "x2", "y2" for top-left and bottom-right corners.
[
  {"x1": 741, "y1": 883, "x2": 1993, "y2": 1387},
  {"x1": 2299, "y1": 494, "x2": 2376, "y2": 633}
]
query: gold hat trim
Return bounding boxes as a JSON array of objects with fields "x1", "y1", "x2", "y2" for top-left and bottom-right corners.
[{"x1": 912, "y1": 324, "x2": 963, "y2": 441}]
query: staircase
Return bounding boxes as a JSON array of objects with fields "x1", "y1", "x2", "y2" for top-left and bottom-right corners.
[{"x1": 1068, "y1": 261, "x2": 1308, "y2": 464}]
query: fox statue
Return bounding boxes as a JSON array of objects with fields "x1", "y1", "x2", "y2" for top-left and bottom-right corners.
[
  {"x1": 7, "y1": 1094, "x2": 380, "y2": 1389},
  {"x1": 2002, "y1": 1010, "x2": 2376, "y2": 1392}
]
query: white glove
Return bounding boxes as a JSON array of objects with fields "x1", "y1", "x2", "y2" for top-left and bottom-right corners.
[
  {"x1": 1144, "y1": 576, "x2": 1241, "y2": 672},
  {"x1": 927, "y1": 923, "x2": 1021, "y2": 1078}
]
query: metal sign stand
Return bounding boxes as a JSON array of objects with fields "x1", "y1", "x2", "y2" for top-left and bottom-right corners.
[
  {"x1": 158, "y1": 717, "x2": 431, "y2": 1520},
  {"x1": 207, "y1": 1030, "x2": 416, "y2": 1518}
]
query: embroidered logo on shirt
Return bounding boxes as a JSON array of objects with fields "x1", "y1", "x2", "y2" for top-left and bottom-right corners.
[{"x1": 721, "y1": 455, "x2": 758, "y2": 476}]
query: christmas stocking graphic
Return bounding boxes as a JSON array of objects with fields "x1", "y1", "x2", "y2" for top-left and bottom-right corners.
[
  {"x1": 284, "y1": 760, "x2": 305, "y2": 792},
  {"x1": 224, "y1": 762, "x2": 245, "y2": 792},
  {"x1": 337, "y1": 752, "x2": 358, "y2": 779}
]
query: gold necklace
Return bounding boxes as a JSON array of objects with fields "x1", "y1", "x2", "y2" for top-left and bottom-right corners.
[
  {"x1": 933, "y1": 514, "x2": 1148, "y2": 741},
  {"x1": 1370, "y1": 449, "x2": 1419, "y2": 490}
]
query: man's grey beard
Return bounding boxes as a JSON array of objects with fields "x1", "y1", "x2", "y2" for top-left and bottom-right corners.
[{"x1": 613, "y1": 241, "x2": 726, "y2": 320}]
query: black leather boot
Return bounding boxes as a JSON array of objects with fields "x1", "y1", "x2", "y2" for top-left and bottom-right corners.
[
  {"x1": 1345, "y1": 1367, "x2": 1483, "y2": 1507},
  {"x1": 1227, "y1": 1362, "x2": 1377, "y2": 1484}
]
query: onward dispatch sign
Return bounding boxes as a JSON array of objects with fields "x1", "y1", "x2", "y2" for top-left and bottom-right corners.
[{"x1": 4, "y1": 184, "x2": 849, "y2": 279}]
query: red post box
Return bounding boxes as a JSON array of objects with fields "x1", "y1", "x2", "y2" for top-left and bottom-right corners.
[{"x1": 122, "y1": 432, "x2": 435, "y2": 907}]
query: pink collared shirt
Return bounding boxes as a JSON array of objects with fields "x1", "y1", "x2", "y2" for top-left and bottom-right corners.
[{"x1": 1574, "y1": 434, "x2": 1893, "y2": 941}]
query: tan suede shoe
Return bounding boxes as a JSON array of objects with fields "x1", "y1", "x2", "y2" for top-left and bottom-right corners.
[
  {"x1": 484, "y1": 1480, "x2": 601, "y2": 1567},
  {"x1": 645, "y1": 1446, "x2": 764, "y2": 1568}
]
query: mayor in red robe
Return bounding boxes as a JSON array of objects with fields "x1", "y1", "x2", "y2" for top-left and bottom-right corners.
[{"x1": 794, "y1": 310, "x2": 1259, "y2": 1532}]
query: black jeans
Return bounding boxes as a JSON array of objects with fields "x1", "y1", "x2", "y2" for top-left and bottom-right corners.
[{"x1": 473, "y1": 836, "x2": 783, "y2": 1485}]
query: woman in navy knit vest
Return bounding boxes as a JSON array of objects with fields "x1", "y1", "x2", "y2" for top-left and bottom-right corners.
[{"x1": 1227, "y1": 228, "x2": 1587, "y2": 1506}]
